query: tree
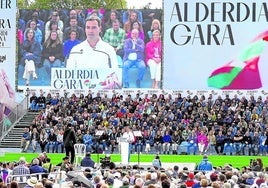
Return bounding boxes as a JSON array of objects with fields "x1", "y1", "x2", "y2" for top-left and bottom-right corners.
[{"x1": 18, "y1": 0, "x2": 127, "y2": 9}]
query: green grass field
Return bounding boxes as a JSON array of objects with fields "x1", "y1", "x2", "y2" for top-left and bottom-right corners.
[{"x1": 0, "y1": 153, "x2": 266, "y2": 170}]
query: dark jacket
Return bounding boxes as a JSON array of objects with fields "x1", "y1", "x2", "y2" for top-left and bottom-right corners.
[
  {"x1": 20, "y1": 39, "x2": 42, "y2": 65},
  {"x1": 42, "y1": 43, "x2": 64, "y2": 62},
  {"x1": 63, "y1": 127, "x2": 76, "y2": 147},
  {"x1": 81, "y1": 156, "x2": 95, "y2": 168}
]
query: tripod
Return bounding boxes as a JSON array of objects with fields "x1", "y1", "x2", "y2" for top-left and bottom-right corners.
[
  {"x1": 133, "y1": 131, "x2": 142, "y2": 168},
  {"x1": 95, "y1": 130, "x2": 104, "y2": 167}
]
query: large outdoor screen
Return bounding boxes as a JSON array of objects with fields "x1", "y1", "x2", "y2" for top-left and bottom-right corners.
[
  {"x1": 17, "y1": 8, "x2": 162, "y2": 91},
  {"x1": 163, "y1": 0, "x2": 268, "y2": 90}
]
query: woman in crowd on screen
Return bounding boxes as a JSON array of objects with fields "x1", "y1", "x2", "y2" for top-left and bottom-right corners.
[
  {"x1": 147, "y1": 19, "x2": 161, "y2": 40},
  {"x1": 24, "y1": 19, "x2": 43, "y2": 45},
  {"x1": 126, "y1": 21, "x2": 145, "y2": 41},
  {"x1": 20, "y1": 28, "x2": 42, "y2": 86},
  {"x1": 45, "y1": 20, "x2": 63, "y2": 43},
  {"x1": 42, "y1": 30, "x2": 64, "y2": 76},
  {"x1": 145, "y1": 29, "x2": 162, "y2": 89}
]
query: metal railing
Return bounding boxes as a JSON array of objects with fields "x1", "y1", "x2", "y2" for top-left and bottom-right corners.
[{"x1": 0, "y1": 97, "x2": 27, "y2": 140}]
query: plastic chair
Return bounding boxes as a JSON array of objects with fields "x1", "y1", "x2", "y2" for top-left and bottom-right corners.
[{"x1": 74, "y1": 144, "x2": 86, "y2": 166}]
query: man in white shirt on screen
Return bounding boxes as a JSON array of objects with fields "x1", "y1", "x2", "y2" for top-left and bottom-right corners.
[{"x1": 66, "y1": 15, "x2": 118, "y2": 69}]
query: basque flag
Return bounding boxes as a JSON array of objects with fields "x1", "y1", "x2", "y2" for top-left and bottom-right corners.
[{"x1": 208, "y1": 30, "x2": 268, "y2": 89}]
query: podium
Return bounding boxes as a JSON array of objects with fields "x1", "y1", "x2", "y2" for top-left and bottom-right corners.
[{"x1": 120, "y1": 137, "x2": 129, "y2": 165}]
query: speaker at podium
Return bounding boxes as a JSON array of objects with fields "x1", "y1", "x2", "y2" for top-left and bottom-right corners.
[{"x1": 119, "y1": 136, "x2": 129, "y2": 165}]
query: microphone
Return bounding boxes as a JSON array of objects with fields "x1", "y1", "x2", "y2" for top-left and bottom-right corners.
[
  {"x1": 69, "y1": 49, "x2": 83, "y2": 55},
  {"x1": 93, "y1": 47, "x2": 111, "y2": 68}
]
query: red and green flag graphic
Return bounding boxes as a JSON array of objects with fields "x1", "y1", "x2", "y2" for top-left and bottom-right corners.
[{"x1": 208, "y1": 31, "x2": 268, "y2": 89}]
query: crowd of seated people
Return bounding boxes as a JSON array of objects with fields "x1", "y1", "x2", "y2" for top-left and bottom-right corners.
[
  {"x1": 1, "y1": 153, "x2": 268, "y2": 188},
  {"x1": 22, "y1": 89, "x2": 268, "y2": 158},
  {"x1": 18, "y1": 9, "x2": 162, "y2": 88}
]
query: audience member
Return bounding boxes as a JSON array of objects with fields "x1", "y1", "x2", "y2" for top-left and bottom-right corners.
[
  {"x1": 147, "y1": 19, "x2": 161, "y2": 40},
  {"x1": 45, "y1": 11, "x2": 64, "y2": 34},
  {"x1": 42, "y1": 30, "x2": 64, "y2": 76},
  {"x1": 20, "y1": 28, "x2": 42, "y2": 86},
  {"x1": 20, "y1": 127, "x2": 31, "y2": 152},
  {"x1": 81, "y1": 152, "x2": 95, "y2": 168},
  {"x1": 103, "y1": 19, "x2": 126, "y2": 59},
  {"x1": 12, "y1": 157, "x2": 30, "y2": 175},
  {"x1": 145, "y1": 29, "x2": 162, "y2": 89},
  {"x1": 63, "y1": 16, "x2": 85, "y2": 42},
  {"x1": 44, "y1": 20, "x2": 63, "y2": 42},
  {"x1": 197, "y1": 154, "x2": 213, "y2": 171},
  {"x1": 122, "y1": 28, "x2": 146, "y2": 88}
]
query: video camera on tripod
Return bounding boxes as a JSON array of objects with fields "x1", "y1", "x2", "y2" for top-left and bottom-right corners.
[{"x1": 100, "y1": 154, "x2": 115, "y2": 169}]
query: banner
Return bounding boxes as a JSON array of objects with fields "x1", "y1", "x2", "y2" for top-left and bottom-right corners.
[
  {"x1": 0, "y1": 0, "x2": 17, "y2": 122},
  {"x1": 163, "y1": 0, "x2": 268, "y2": 90},
  {"x1": 51, "y1": 68, "x2": 122, "y2": 90},
  {"x1": 0, "y1": 0, "x2": 16, "y2": 86}
]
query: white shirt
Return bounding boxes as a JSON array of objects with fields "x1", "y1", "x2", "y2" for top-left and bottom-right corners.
[
  {"x1": 66, "y1": 39, "x2": 118, "y2": 69},
  {"x1": 122, "y1": 131, "x2": 135, "y2": 143}
]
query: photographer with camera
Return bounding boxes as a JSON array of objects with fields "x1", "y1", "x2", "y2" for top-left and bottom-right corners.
[
  {"x1": 249, "y1": 158, "x2": 263, "y2": 171},
  {"x1": 100, "y1": 154, "x2": 116, "y2": 170}
]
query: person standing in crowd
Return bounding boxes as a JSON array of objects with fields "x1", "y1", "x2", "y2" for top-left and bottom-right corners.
[
  {"x1": 122, "y1": 28, "x2": 146, "y2": 88},
  {"x1": 145, "y1": 29, "x2": 162, "y2": 89},
  {"x1": 122, "y1": 125, "x2": 135, "y2": 163},
  {"x1": 197, "y1": 154, "x2": 213, "y2": 171},
  {"x1": 63, "y1": 123, "x2": 76, "y2": 164},
  {"x1": 152, "y1": 154, "x2": 161, "y2": 170},
  {"x1": 20, "y1": 28, "x2": 42, "y2": 86},
  {"x1": 66, "y1": 15, "x2": 118, "y2": 69},
  {"x1": 42, "y1": 30, "x2": 64, "y2": 76}
]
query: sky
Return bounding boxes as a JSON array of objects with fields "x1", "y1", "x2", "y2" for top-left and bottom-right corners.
[{"x1": 126, "y1": 0, "x2": 162, "y2": 9}]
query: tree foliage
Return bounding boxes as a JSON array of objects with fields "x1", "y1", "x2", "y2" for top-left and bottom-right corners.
[{"x1": 18, "y1": 0, "x2": 127, "y2": 9}]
